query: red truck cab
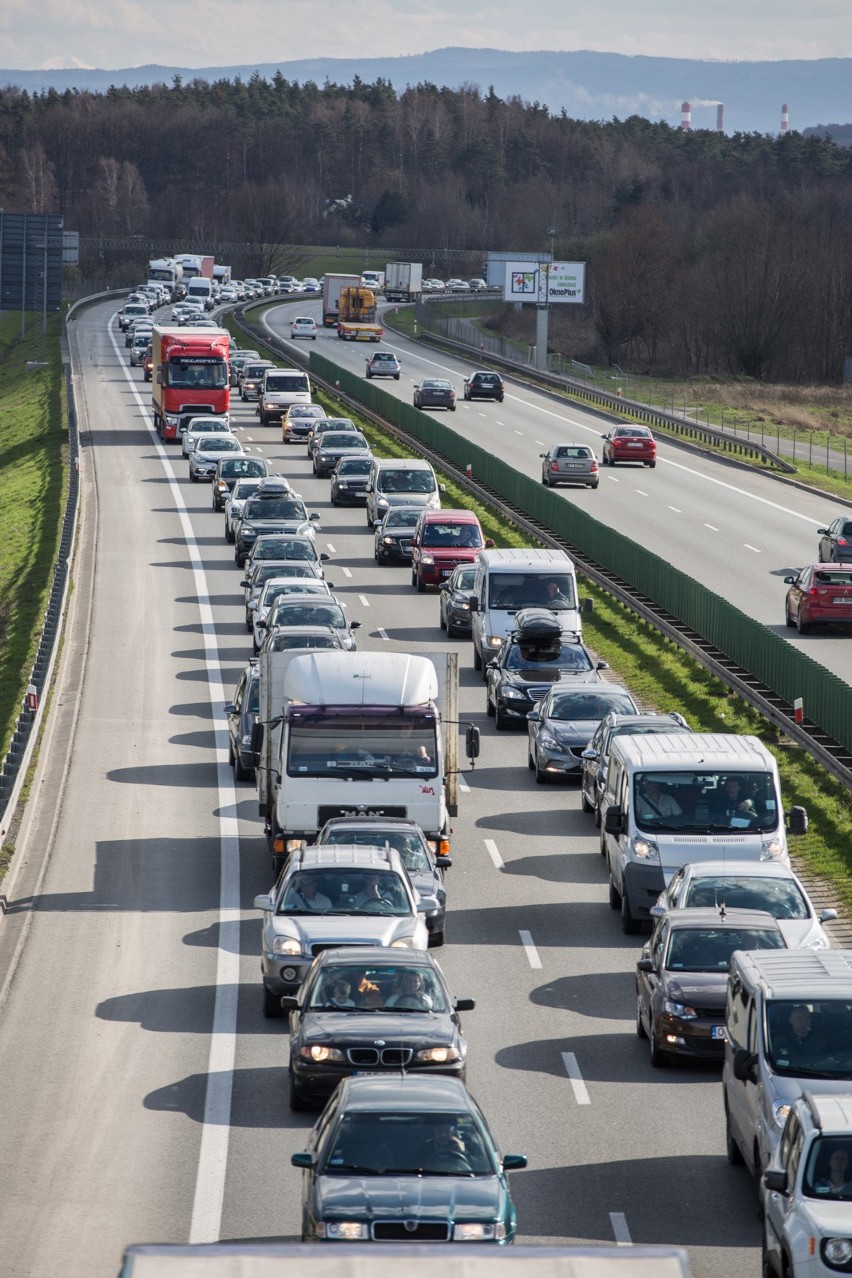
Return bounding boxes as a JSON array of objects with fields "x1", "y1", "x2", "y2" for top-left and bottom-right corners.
[{"x1": 151, "y1": 326, "x2": 230, "y2": 440}]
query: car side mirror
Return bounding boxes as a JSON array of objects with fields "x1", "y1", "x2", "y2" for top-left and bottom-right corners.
[
  {"x1": 485, "y1": 539, "x2": 495, "y2": 548},
  {"x1": 373, "y1": 519, "x2": 382, "y2": 528},
  {"x1": 581, "y1": 747, "x2": 598, "y2": 760},
  {"x1": 502, "y1": 1154, "x2": 528, "y2": 1171},
  {"x1": 468, "y1": 596, "x2": 478, "y2": 611},
  {"x1": 223, "y1": 703, "x2": 236, "y2": 715},
  {"x1": 439, "y1": 581, "x2": 449, "y2": 591},
  {"x1": 596, "y1": 661, "x2": 609, "y2": 671},
  {"x1": 603, "y1": 805, "x2": 624, "y2": 834},
  {"x1": 436, "y1": 854, "x2": 453, "y2": 870},
  {"x1": 350, "y1": 620, "x2": 361, "y2": 629},
  {"x1": 439, "y1": 484, "x2": 446, "y2": 493},
  {"x1": 280, "y1": 995, "x2": 299, "y2": 1013},
  {"x1": 256, "y1": 618, "x2": 267, "y2": 629},
  {"x1": 820, "y1": 908, "x2": 839, "y2": 923},
  {"x1": 454, "y1": 997, "x2": 475, "y2": 1012},
  {"x1": 310, "y1": 512, "x2": 320, "y2": 521},
  {"x1": 253, "y1": 893, "x2": 274, "y2": 911},
  {"x1": 649, "y1": 905, "x2": 665, "y2": 920},
  {"x1": 636, "y1": 958, "x2": 654, "y2": 973},
  {"x1": 763, "y1": 1168, "x2": 787, "y2": 1194},
  {"x1": 788, "y1": 805, "x2": 808, "y2": 836},
  {"x1": 240, "y1": 581, "x2": 250, "y2": 589},
  {"x1": 487, "y1": 659, "x2": 498, "y2": 669},
  {"x1": 817, "y1": 528, "x2": 829, "y2": 536},
  {"x1": 320, "y1": 553, "x2": 330, "y2": 562},
  {"x1": 783, "y1": 576, "x2": 796, "y2": 585},
  {"x1": 291, "y1": 1152, "x2": 314, "y2": 1169},
  {"x1": 251, "y1": 722, "x2": 265, "y2": 754},
  {"x1": 527, "y1": 708, "x2": 540, "y2": 722},
  {"x1": 733, "y1": 1047, "x2": 758, "y2": 1083}
]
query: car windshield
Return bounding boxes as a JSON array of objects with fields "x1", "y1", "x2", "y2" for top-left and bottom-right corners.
[
  {"x1": 323, "y1": 1113, "x2": 495, "y2": 1176},
  {"x1": 682, "y1": 876, "x2": 809, "y2": 918},
  {"x1": 453, "y1": 568, "x2": 477, "y2": 590},
  {"x1": 803, "y1": 1138, "x2": 852, "y2": 1200},
  {"x1": 378, "y1": 470, "x2": 436, "y2": 494},
  {"x1": 488, "y1": 573, "x2": 577, "y2": 611},
  {"x1": 268, "y1": 633, "x2": 340, "y2": 651},
  {"x1": 221, "y1": 461, "x2": 264, "y2": 480},
  {"x1": 421, "y1": 522, "x2": 482, "y2": 549},
  {"x1": 506, "y1": 641, "x2": 593, "y2": 672},
  {"x1": 338, "y1": 459, "x2": 372, "y2": 475},
  {"x1": 253, "y1": 539, "x2": 317, "y2": 561},
  {"x1": 320, "y1": 830, "x2": 432, "y2": 875},
  {"x1": 277, "y1": 870, "x2": 410, "y2": 917},
  {"x1": 665, "y1": 926, "x2": 783, "y2": 972},
  {"x1": 287, "y1": 715, "x2": 439, "y2": 779},
  {"x1": 232, "y1": 481, "x2": 263, "y2": 501},
  {"x1": 199, "y1": 438, "x2": 240, "y2": 452},
  {"x1": 321, "y1": 435, "x2": 368, "y2": 450},
  {"x1": 265, "y1": 374, "x2": 309, "y2": 393},
  {"x1": 632, "y1": 770, "x2": 780, "y2": 833},
  {"x1": 306, "y1": 963, "x2": 447, "y2": 1012},
  {"x1": 546, "y1": 690, "x2": 635, "y2": 720},
  {"x1": 243, "y1": 498, "x2": 308, "y2": 521},
  {"x1": 385, "y1": 509, "x2": 420, "y2": 529},
  {"x1": 766, "y1": 1001, "x2": 852, "y2": 1078},
  {"x1": 269, "y1": 602, "x2": 345, "y2": 629}
]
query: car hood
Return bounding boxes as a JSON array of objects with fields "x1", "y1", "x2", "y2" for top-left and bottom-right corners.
[
  {"x1": 663, "y1": 972, "x2": 729, "y2": 1005},
  {"x1": 421, "y1": 547, "x2": 481, "y2": 563},
  {"x1": 776, "y1": 919, "x2": 825, "y2": 950},
  {"x1": 315, "y1": 1174, "x2": 504, "y2": 1222},
  {"x1": 543, "y1": 717, "x2": 600, "y2": 742},
  {"x1": 271, "y1": 915, "x2": 414, "y2": 947},
  {"x1": 195, "y1": 448, "x2": 239, "y2": 462},
  {"x1": 380, "y1": 494, "x2": 436, "y2": 509},
  {"x1": 299, "y1": 1010, "x2": 454, "y2": 1046}
]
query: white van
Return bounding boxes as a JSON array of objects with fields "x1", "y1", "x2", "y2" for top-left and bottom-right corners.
[
  {"x1": 257, "y1": 368, "x2": 312, "y2": 426},
  {"x1": 724, "y1": 949, "x2": 852, "y2": 1191},
  {"x1": 601, "y1": 732, "x2": 808, "y2": 933},
  {"x1": 185, "y1": 277, "x2": 213, "y2": 311},
  {"x1": 468, "y1": 547, "x2": 587, "y2": 675}
]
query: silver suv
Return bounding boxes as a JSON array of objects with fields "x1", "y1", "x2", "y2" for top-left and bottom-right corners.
[
  {"x1": 253, "y1": 845, "x2": 430, "y2": 1016},
  {"x1": 763, "y1": 1092, "x2": 852, "y2": 1276}
]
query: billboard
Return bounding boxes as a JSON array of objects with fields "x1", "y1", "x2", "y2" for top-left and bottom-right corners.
[
  {"x1": 503, "y1": 260, "x2": 585, "y2": 305},
  {"x1": 0, "y1": 212, "x2": 64, "y2": 313}
]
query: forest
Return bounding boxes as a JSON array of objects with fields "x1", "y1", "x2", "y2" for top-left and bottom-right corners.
[{"x1": 1, "y1": 74, "x2": 851, "y2": 382}]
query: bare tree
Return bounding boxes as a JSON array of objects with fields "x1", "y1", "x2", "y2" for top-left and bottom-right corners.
[{"x1": 19, "y1": 143, "x2": 58, "y2": 213}]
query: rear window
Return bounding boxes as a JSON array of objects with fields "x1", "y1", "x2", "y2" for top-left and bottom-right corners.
[{"x1": 814, "y1": 571, "x2": 852, "y2": 585}]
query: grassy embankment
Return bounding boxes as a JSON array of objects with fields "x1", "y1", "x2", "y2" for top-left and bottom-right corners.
[
  {"x1": 0, "y1": 314, "x2": 67, "y2": 851},
  {"x1": 229, "y1": 306, "x2": 852, "y2": 912}
]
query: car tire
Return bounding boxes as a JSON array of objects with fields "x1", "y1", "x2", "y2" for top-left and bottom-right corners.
[
  {"x1": 534, "y1": 751, "x2": 549, "y2": 784},
  {"x1": 785, "y1": 606, "x2": 795, "y2": 629},
  {"x1": 226, "y1": 524, "x2": 234, "y2": 544},
  {"x1": 797, "y1": 612, "x2": 811, "y2": 635},
  {"x1": 494, "y1": 704, "x2": 510, "y2": 731},
  {"x1": 647, "y1": 461, "x2": 656, "y2": 469},
  {"x1": 189, "y1": 471, "x2": 197, "y2": 482},
  {"x1": 649, "y1": 1024, "x2": 668, "y2": 1067},
  {"x1": 608, "y1": 876, "x2": 620, "y2": 909},
  {"x1": 416, "y1": 574, "x2": 425, "y2": 594},
  {"x1": 227, "y1": 739, "x2": 235, "y2": 769},
  {"x1": 234, "y1": 753, "x2": 252, "y2": 783},
  {"x1": 590, "y1": 480, "x2": 600, "y2": 489},
  {"x1": 594, "y1": 799, "x2": 602, "y2": 829},
  {"x1": 527, "y1": 748, "x2": 535, "y2": 772},
  {"x1": 439, "y1": 610, "x2": 447, "y2": 631},
  {"x1": 289, "y1": 1071, "x2": 312, "y2": 1111},
  {"x1": 635, "y1": 992, "x2": 647, "y2": 1039},
  {"x1": 486, "y1": 691, "x2": 495, "y2": 718},
  {"x1": 621, "y1": 891, "x2": 641, "y2": 935},
  {"x1": 429, "y1": 925, "x2": 445, "y2": 949},
  {"x1": 542, "y1": 474, "x2": 550, "y2": 486},
  {"x1": 581, "y1": 786, "x2": 594, "y2": 813},
  {"x1": 262, "y1": 984, "x2": 282, "y2": 1019},
  {"x1": 394, "y1": 374, "x2": 400, "y2": 381},
  {"x1": 725, "y1": 1101, "x2": 744, "y2": 1165},
  {"x1": 450, "y1": 405, "x2": 456, "y2": 412},
  {"x1": 473, "y1": 645, "x2": 482, "y2": 672},
  {"x1": 245, "y1": 612, "x2": 253, "y2": 633}
]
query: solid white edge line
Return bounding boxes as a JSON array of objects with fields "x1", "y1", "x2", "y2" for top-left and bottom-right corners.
[
  {"x1": 358, "y1": 594, "x2": 370, "y2": 607},
  {"x1": 107, "y1": 322, "x2": 239, "y2": 1244},
  {"x1": 518, "y1": 930, "x2": 542, "y2": 969},
  {"x1": 561, "y1": 1051, "x2": 591, "y2": 1104},
  {"x1": 484, "y1": 838, "x2": 503, "y2": 868},
  {"x1": 610, "y1": 1212, "x2": 632, "y2": 1246}
]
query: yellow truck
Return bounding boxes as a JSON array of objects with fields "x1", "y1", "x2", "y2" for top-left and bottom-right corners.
[{"x1": 337, "y1": 286, "x2": 384, "y2": 341}]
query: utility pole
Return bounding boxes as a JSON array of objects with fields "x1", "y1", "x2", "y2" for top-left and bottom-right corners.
[{"x1": 535, "y1": 227, "x2": 556, "y2": 372}]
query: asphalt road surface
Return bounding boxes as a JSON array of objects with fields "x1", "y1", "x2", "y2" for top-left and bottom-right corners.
[{"x1": 0, "y1": 296, "x2": 797, "y2": 1276}]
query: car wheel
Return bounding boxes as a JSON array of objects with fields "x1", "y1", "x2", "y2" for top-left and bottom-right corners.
[
  {"x1": 621, "y1": 891, "x2": 641, "y2": 935},
  {"x1": 494, "y1": 704, "x2": 510, "y2": 731},
  {"x1": 590, "y1": 480, "x2": 600, "y2": 489},
  {"x1": 227, "y1": 739, "x2": 235, "y2": 769},
  {"x1": 189, "y1": 470, "x2": 197, "y2": 482},
  {"x1": 245, "y1": 612, "x2": 253, "y2": 633},
  {"x1": 594, "y1": 798, "x2": 602, "y2": 829},
  {"x1": 785, "y1": 605, "x2": 795, "y2": 629},
  {"x1": 234, "y1": 753, "x2": 252, "y2": 783},
  {"x1": 439, "y1": 609, "x2": 447, "y2": 631},
  {"x1": 608, "y1": 876, "x2": 620, "y2": 909},
  {"x1": 450, "y1": 405, "x2": 456, "y2": 412},
  {"x1": 725, "y1": 1101, "x2": 744, "y2": 1165},
  {"x1": 647, "y1": 461, "x2": 656, "y2": 469},
  {"x1": 797, "y1": 611, "x2": 811, "y2": 635},
  {"x1": 542, "y1": 473, "x2": 550, "y2": 486},
  {"x1": 486, "y1": 691, "x2": 495, "y2": 718},
  {"x1": 262, "y1": 984, "x2": 282, "y2": 1019},
  {"x1": 226, "y1": 524, "x2": 234, "y2": 544},
  {"x1": 416, "y1": 574, "x2": 425, "y2": 594},
  {"x1": 649, "y1": 1023, "x2": 668, "y2": 1067},
  {"x1": 428, "y1": 925, "x2": 445, "y2": 949},
  {"x1": 288, "y1": 1070, "x2": 312, "y2": 1111},
  {"x1": 394, "y1": 373, "x2": 400, "y2": 380},
  {"x1": 635, "y1": 992, "x2": 647, "y2": 1039},
  {"x1": 581, "y1": 785, "x2": 593, "y2": 813},
  {"x1": 411, "y1": 569, "x2": 418, "y2": 589}
]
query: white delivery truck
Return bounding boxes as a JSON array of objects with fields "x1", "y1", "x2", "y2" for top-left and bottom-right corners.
[
  {"x1": 384, "y1": 261, "x2": 423, "y2": 302},
  {"x1": 254, "y1": 650, "x2": 477, "y2": 872}
]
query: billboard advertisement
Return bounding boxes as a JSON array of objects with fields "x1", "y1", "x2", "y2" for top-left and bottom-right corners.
[{"x1": 503, "y1": 260, "x2": 585, "y2": 305}]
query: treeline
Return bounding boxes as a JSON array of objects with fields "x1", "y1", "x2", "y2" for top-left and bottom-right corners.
[{"x1": 1, "y1": 75, "x2": 851, "y2": 381}]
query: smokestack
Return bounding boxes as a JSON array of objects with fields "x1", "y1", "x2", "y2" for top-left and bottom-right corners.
[
  {"x1": 716, "y1": 103, "x2": 725, "y2": 133},
  {"x1": 781, "y1": 103, "x2": 790, "y2": 134},
  {"x1": 680, "y1": 101, "x2": 692, "y2": 130}
]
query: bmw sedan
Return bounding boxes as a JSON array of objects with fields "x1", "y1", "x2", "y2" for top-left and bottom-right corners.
[
  {"x1": 291, "y1": 1074, "x2": 527, "y2": 1243},
  {"x1": 373, "y1": 506, "x2": 421, "y2": 564},
  {"x1": 527, "y1": 682, "x2": 638, "y2": 783}
]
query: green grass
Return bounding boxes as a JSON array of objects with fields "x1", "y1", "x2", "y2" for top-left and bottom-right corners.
[
  {"x1": 0, "y1": 313, "x2": 67, "y2": 764},
  {"x1": 273, "y1": 245, "x2": 402, "y2": 282}
]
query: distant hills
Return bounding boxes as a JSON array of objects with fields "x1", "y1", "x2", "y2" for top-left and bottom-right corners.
[{"x1": 2, "y1": 48, "x2": 851, "y2": 135}]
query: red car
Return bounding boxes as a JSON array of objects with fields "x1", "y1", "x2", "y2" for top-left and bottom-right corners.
[
  {"x1": 784, "y1": 563, "x2": 852, "y2": 633},
  {"x1": 601, "y1": 425, "x2": 656, "y2": 468},
  {"x1": 410, "y1": 509, "x2": 493, "y2": 591}
]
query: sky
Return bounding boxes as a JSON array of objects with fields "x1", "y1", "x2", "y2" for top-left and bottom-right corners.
[{"x1": 1, "y1": 0, "x2": 851, "y2": 69}]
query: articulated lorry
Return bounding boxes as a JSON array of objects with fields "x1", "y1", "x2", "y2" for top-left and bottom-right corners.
[
  {"x1": 151, "y1": 325, "x2": 230, "y2": 441},
  {"x1": 384, "y1": 261, "x2": 423, "y2": 302},
  {"x1": 337, "y1": 286, "x2": 383, "y2": 341},
  {"x1": 322, "y1": 272, "x2": 361, "y2": 327},
  {"x1": 254, "y1": 649, "x2": 477, "y2": 872},
  {"x1": 147, "y1": 257, "x2": 183, "y2": 301}
]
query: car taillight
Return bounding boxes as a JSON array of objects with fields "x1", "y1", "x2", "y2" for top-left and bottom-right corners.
[
  {"x1": 590, "y1": 461, "x2": 599, "y2": 471},
  {"x1": 810, "y1": 587, "x2": 820, "y2": 598},
  {"x1": 838, "y1": 537, "x2": 849, "y2": 546},
  {"x1": 551, "y1": 462, "x2": 559, "y2": 471}
]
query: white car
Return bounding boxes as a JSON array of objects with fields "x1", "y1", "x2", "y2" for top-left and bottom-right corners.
[
  {"x1": 182, "y1": 416, "x2": 232, "y2": 456},
  {"x1": 225, "y1": 477, "x2": 268, "y2": 543},
  {"x1": 290, "y1": 316, "x2": 318, "y2": 341},
  {"x1": 250, "y1": 576, "x2": 333, "y2": 652}
]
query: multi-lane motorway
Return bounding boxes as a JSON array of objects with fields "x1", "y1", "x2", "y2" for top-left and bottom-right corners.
[{"x1": 0, "y1": 294, "x2": 842, "y2": 1276}]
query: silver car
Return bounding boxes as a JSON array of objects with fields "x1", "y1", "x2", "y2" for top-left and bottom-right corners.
[
  {"x1": 259, "y1": 595, "x2": 360, "y2": 651},
  {"x1": 182, "y1": 416, "x2": 231, "y2": 457},
  {"x1": 188, "y1": 435, "x2": 243, "y2": 482},
  {"x1": 540, "y1": 443, "x2": 600, "y2": 489},
  {"x1": 253, "y1": 844, "x2": 430, "y2": 1016},
  {"x1": 250, "y1": 576, "x2": 333, "y2": 653},
  {"x1": 241, "y1": 560, "x2": 326, "y2": 628}
]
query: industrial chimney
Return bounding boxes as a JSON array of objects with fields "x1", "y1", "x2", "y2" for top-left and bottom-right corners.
[
  {"x1": 680, "y1": 101, "x2": 692, "y2": 130},
  {"x1": 781, "y1": 103, "x2": 790, "y2": 134},
  {"x1": 716, "y1": 103, "x2": 725, "y2": 133}
]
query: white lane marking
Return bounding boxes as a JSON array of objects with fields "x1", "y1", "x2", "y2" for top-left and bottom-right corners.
[
  {"x1": 377, "y1": 627, "x2": 390, "y2": 641},
  {"x1": 608, "y1": 475, "x2": 619, "y2": 483},
  {"x1": 535, "y1": 440, "x2": 545, "y2": 446},
  {"x1": 668, "y1": 505, "x2": 682, "y2": 513},
  {"x1": 108, "y1": 322, "x2": 239, "y2": 1245},
  {"x1": 341, "y1": 566, "x2": 352, "y2": 578},
  {"x1": 458, "y1": 774, "x2": 471, "y2": 793},
  {"x1": 326, "y1": 542, "x2": 336, "y2": 553},
  {"x1": 518, "y1": 930, "x2": 542, "y2": 969},
  {"x1": 358, "y1": 594, "x2": 370, "y2": 606},
  {"x1": 484, "y1": 838, "x2": 504, "y2": 868},
  {"x1": 635, "y1": 489, "x2": 648, "y2": 496},
  {"x1": 704, "y1": 523, "x2": 719, "y2": 531},
  {"x1": 610, "y1": 1213, "x2": 632, "y2": 1246},
  {"x1": 561, "y1": 1052, "x2": 591, "y2": 1105},
  {"x1": 514, "y1": 430, "x2": 523, "y2": 436},
  {"x1": 479, "y1": 412, "x2": 487, "y2": 418},
  {"x1": 744, "y1": 543, "x2": 762, "y2": 553}
]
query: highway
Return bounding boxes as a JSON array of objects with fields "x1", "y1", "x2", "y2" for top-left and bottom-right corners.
[
  {"x1": 261, "y1": 300, "x2": 852, "y2": 686},
  {"x1": 0, "y1": 294, "x2": 805, "y2": 1276}
]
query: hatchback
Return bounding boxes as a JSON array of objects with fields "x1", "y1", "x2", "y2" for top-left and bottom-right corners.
[
  {"x1": 784, "y1": 564, "x2": 852, "y2": 633},
  {"x1": 463, "y1": 371, "x2": 504, "y2": 402},
  {"x1": 283, "y1": 402, "x2": 326, "y2": 444},
  {"x1": 817, "y1": 515, "x2": 852, "y2": 563},
  {"x1": 313, "y1": 432, "x2": 371, "y2": 479},
  {"x1": 527, "y1": 682, "x2": 638, "y2": 783},
  {"x1": 212, "y1": 455, "x2": 268, "y2": 512},
  {"x1": 601, "y1": 425, "x2": 657, "y2": 467},
  {"x1": 540, "y1": 443, "x2": 599, "y2": 489},
  {"x1": 439, "y1": 563, "x2": 478, "y2": 638},
  {"x1": 290, "y1": 316, "x2": 318, "y2": 340},
  {"x1": 365, "y1": 351, "x2": 401, "y2": 380},
  {"x1": 373, "y1": 505, "x2": 421, "y2": 564},
  {"x1": 330, "y1": 456, "x2": 372, "y2": 505},
  {"x1": 410, "y1": 509, "x2": 491, "y2": 592},
  {"x1": 188, "y1": 435, "x2": 243, "y2": 482}
]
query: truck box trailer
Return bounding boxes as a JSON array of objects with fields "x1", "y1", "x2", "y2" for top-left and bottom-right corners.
[
  {"x1": 322, "y1": 273, "x2": 361, "y2": 327},
  {"x1": 384, "y1": 261, "x2": 423, "y2": 302},
  {"x1": 151, "y1": 325, "x2": 230, "y2": 441}
]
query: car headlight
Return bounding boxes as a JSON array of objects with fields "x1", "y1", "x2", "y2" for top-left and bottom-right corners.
[
  {"x1": 272, "y1": 937, "x2": 302, "y2": 956},
  {"x1": 377, "y1": 497, "x2": 389, "y2": 508},
  {"x1": 760, "y1": 837, "x2": 785, "y2": 861},
  {"x1": 663, "y1": 999, "x2": 697, "y2": 1020},
  {"x1": 415, "y1": 1046, "x2": 460, "y2": 1063},
  {"x1": 216, "y1": 481, "x2": 228, "y2": 493},
  {"x1": 383, "y1": 536, "x2": 394, "y2": 545},
  {"x1": 317, "y1": 1221, "x2": 369, "y2": 1240},
  {"x1": 538, "y1": 730, "x2": 564, "y2": 751},
  {"x1": 453, "y1": 1222, "x2": 505, "y2": 1241},
  {"x1": 502, "y1": 687, "x2": 526, "y2": 701},
  {"x1": 455, "y1": 601, "x2": 470, "y2": 610},
  {"x1": 390, "y1": 938, "x2": 414, "y2": 949},
  {"x1": 487, "y1": 635, "x2": 503, "y2": 648},
  {"x1": 300, "y1": 1044, "x2": 345, "y2": 1063},
  {"x1": 420, "y1": 555, "x2": 434, "y2": 566},
  {"x1": 631, "y1": 835, "x2": 659, "y2": 861},
  {"x1": 824, "y1": 1239, "x2": 852, "y2": 1265},
  {"x1": 337, "y1": 481, "x2": 348, "y2": 487},
  {"x1": 770, "y1": 1100, "x2": 791, "y2": 1130}
]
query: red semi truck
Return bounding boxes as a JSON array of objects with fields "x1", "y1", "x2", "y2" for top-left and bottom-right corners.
[{"x1": 151, "y1": 326, "x2": 230, "y2": 441}]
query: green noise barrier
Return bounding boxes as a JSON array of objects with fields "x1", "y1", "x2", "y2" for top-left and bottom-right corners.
[{"x1": 311, "y1": 351, "x2": 852, "y2": 756}]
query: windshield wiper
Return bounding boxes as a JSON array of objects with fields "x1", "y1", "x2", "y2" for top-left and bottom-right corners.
[{"x1": 325, "y1": 1163, "x2": 380, "y2": 1175}]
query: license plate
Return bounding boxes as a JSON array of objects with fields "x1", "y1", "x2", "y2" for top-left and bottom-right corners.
[
  {"x1": 711, "y1": 1026, "x2": 726, "y2": 1040},
  {"x1": 354, "y1": 1070, "x2": 385, "y2": 1076},
  {"x1": 833, "y1": 597, "x2": 850, "y2": 604},
  {"x1": 441, "y1": 569, "x2": 453, "y2": 577},
  {"x1": 627, "y1": 442, "x2": 644, "y2": 448}
]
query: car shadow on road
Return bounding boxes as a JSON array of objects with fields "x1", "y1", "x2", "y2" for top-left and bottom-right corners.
[
  {"x1": 495, "y1": 1033, "x2": 717, "y2": 1086},
  {"x1": 170, "y1": 700, "x2": 218, "y2": 720},
  {"x1": 168, "y1": 729, "x2": 220, "y2": 751},
  {"x1": 446, "y1": 902, "x2": 642, "y2": 950},
  {"x1": 497, "y1": 850, "x2": 612, "y2": 886},
  {"x1": 144, "y1": 1067, "x2": 316, "y2": 1130}
]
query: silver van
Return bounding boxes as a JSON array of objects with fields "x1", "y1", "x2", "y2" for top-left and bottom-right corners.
[
  {"x1": 365, "y1": 458, "x2": 441, "y2": 527},
  {"x1": 467, "y1": 547, "x2": 587, "y2": 676},
  {"x1": 724, "y1": 949, "x2": 852, "y2": 1195},
  {"x1": 601, "y1": 732, "x2": 808, "y2": 933}
]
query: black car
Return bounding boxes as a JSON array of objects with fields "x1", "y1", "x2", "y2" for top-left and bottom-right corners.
[
  {"x1": 635, "y1": 908, "x2": 785, "y2": 1066},
  {"x1": 282, "y1": 948, "x2": 472, "y2": 1109},
  {"x1": 330, "y1": 456, "x2": 372, "y2": 505},
  {"x1": 439, "y1": 563, "x2": 477, "y2": 638},
  {"x1": 291, "y1": 1074, "x2": 527, "y2": 1243},
  {"x1": 223, "y1": 660, "x2": 259, "y2": 781},
  {"x1": 485, "y1": 608, "x2": 607, "y2": 730},
  {"x1": 373, "y1": 505, "x2": 421, "y2": 564},
  {"x1": 817, "y1": 514, "x2": 852, "y2": 563},
  {"x1": 315, "y1": 815, "x2": 452, "y2": 946},
  {"x1": 211, "y1": 455, "x2": 268, "y2": 512},
  {"x1": 234, "y1": 490, "x2": 321, "y2": 566},
  {"x1": 527, "y1": 682, "x2": 638, "y2": 785},
  {"x1": 414, "y1": 379, "x2": 456, "y2": 411},
  {"x1": 580, "y1": 711, "x2": 690, "y2": 826},
  {"x1": 313, "y1": 432, "x2": 370, "y2": 479},
  {"x1": 463, "y1": 371, "x2": 504, "y2": 402}
]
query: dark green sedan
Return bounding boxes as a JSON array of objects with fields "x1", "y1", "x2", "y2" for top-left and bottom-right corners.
[{"x1": 291, "y1": 1074, "x2": 527, "y2": 1243}]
